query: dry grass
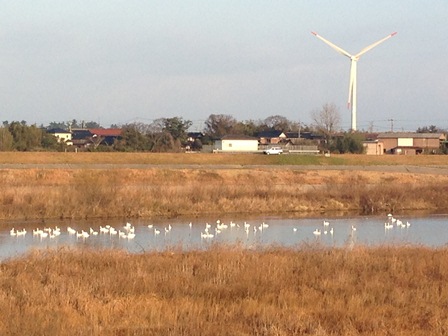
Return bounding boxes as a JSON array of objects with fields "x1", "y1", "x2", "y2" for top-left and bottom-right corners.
[
  {"x1": 1, "y1": 168, "x2": 448, "y2": 220},
  {"x1": 1, "y1": 246, "x2": 448, "y2": 335}
]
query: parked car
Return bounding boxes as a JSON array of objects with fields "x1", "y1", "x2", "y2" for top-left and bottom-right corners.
[{"x1": 263, "y1": 147, "x2": 283, "y2": 155}]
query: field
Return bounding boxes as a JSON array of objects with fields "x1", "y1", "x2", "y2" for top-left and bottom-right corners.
[
  {"x1": 1, "y1": 152, "x2": 448, "y2": 335},
  {"x1": 1, "y1": 246, "x2": 448, "y2": 335}
]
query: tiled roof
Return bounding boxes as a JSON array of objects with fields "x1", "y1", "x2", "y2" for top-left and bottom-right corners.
[
  {"x1": 89, "y1": 128, "x2": 122, "y2": 137},
  {"x1": 377, "y1": 132, "x2": 445, "y2": 139},
  {"x1": 47, "y1": 128, "x2": 70, "y2": 134},
  {"x1": 220, "y1": 135, "x2": 258, "y2": 140}
]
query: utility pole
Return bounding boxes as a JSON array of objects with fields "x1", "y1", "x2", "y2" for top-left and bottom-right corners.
[{"x1": 388, "y1": 119, "x2": 394, "y2": 132}]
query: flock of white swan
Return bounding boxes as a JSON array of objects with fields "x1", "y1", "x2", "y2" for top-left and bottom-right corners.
[{"x1": 7, "y1": 214, "x2": 412, "y2": 246}]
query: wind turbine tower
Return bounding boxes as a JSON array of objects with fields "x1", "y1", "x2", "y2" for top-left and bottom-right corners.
[{"x1": 311, "y1": 31, "x2": 397, "y2": 131}]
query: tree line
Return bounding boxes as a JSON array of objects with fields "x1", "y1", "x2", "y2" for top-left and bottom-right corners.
[{"x1": 1, "y1": 105, "x2": 445, "y2": 153}]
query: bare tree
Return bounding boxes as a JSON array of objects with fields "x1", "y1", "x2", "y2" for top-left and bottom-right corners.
[{"x1": 311, "y1": 103, "x2": 341, "y2": 142}]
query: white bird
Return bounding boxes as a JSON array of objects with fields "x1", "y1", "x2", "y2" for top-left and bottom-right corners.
[
  {"x1": 351, "y1": 225, "x2": 357, "y2": 231},
  {"x1": 189, "y1": 222, "x2": 192, "y2": 229},
  {"x1": 313, "y1": 229, "x2": 321, "y2": 236},
  {"x1": 147, "y1": 224, "x2": 153, "y2": 229},
  {"x1": 323, "y1": 220, "x2": 330, "y2": 226},
  {"x1": 293, "y1": 227, "x2": 298, "y2": 232},
  {"x1": 262, "y1": 222, "x2": 269, "y2": 228},
  {"x1": 99, "y1": 226, "x2": 109, "y2": 234},
  {"x1": 33, "y1": 228, "x2": 42, "y2": 235},
  {"x1": 406, "y1": 221, "x2": 411, "y2": 227},
  {"x1": 127, "y1": 232, "x2": 136, "y2": 240},
  {"x1": 154, "y1": 228, "x2": 160, "y2": 235},
  {"x1": 330, "y1": 227, "x2": 334, "y2": 235}
]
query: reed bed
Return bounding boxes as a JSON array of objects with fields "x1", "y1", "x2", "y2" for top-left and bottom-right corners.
[
  {"x1": 1, "y1": 245, "x2": 447, "y2": 335},
  {"x1": 1, "y1": 168, "x2": 448, "y2": 220}
]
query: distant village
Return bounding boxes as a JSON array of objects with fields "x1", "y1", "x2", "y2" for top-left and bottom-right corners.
[{"x1": 1, "y1": 114, "x2": 447, "y2": 155}]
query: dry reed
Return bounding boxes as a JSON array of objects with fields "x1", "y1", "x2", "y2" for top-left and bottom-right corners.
[
  {"x1": 1, "y1": 246, "x2": 448, "y2": 335},
  {"x1": 1, "y1": 168, "x2": 448, "y2": 220}
]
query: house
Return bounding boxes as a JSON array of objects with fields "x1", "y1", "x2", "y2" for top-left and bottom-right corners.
[
  {"x1": 213, "y1": 135, "x2": 259, "y2": 153},
  {"x1": 70, "y1": 128, "x2": 122, "y2": 149},
  {"x1": 257, "y1": 130, "x2": 287, "y2": 145},
  {"x1": 47, "y1": 128, "x2": 73, "y2": 145},
  {"x1": 363, "y1": 140, "x2": 384, "y2": 155},
  {"x1": 89, "y1": 128, "x2": 122, "y2": 146},
  {"x1": 187, "y1": 132, "x2": 204, "y2": 143},
  {"x1": 377, "y1": 132, "x2": 446, "y2": 154},
  {"x1": 71, "y1": 129, "x2": 92, "y2": 148}
]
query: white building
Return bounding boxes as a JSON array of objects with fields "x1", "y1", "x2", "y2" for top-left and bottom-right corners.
[{"x1": 213, "y1": 135, "x2": 259, "y2": 153}]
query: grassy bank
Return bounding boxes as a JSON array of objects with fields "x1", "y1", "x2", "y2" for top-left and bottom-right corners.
[
  {"x1": 1, "y1": 246, "x2": 447, "y2": 335},
  {"x1": 1, "y1": 151, "x2": 448, "y2": 166},
  {"x1": 1, "y1": 167, "x2": 448, "y2": 220}
]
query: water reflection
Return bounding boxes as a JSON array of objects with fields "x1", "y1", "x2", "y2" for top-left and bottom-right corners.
[{"x1": 1, "y1": 214, "x2": 448, "y2": 260}]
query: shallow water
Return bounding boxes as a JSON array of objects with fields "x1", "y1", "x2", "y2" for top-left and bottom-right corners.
[{"x1": 1, "y1": 214, "x2": 448, "y2": 260}]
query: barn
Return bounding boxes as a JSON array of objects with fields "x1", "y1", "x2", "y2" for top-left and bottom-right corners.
[{"x1": 213, "y1": 135, "x2": 259, "y2": 153}]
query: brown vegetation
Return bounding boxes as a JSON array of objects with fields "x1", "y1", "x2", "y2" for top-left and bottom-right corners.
[
  {"x1": 1, "y1": 246, "x2": 447, "y2": 335},
  {"x1": 1, "y1": 165, "x2": 448, "y2": 220}
]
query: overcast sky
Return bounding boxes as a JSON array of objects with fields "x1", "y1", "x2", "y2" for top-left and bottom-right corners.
[{"x1": 1, "y1": 1, "x2": 447, "y2": 132}]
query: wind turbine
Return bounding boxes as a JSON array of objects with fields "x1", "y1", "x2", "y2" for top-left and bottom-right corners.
[{"x1": 311, "y1": 31, "x2": 397, "y2": 131}]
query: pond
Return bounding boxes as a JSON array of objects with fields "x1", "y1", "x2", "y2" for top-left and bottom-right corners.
[{"x1": 2, "y1": 213, "x2": 448, "y2": 260}]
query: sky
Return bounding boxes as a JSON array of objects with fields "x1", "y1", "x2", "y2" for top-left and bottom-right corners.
[{"x1": 0, "y1": 1, "x2": 447, "y2": 132}]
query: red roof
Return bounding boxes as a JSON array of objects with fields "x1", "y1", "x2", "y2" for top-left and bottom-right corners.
[{"x1": 89, "y1": 128, "x2": 122, "y2": 137}]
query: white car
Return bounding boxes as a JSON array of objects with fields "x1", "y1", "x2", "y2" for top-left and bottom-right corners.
[{"x1": 263, "y1": 147, "x2": 283, "y2": 155}]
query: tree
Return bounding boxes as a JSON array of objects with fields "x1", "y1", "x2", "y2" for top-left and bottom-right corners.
[
  {"x1": 47, "y1": 121, "x2": 68, "y2": 130},
  {"x1": 334, "y1": 132, "x2": 365, "y2": 154},
  {"x1": 85, "y1": 121, "x2": 101, "y2": 129},
  {"x1": 113, "y1": 123, "x2": 152, "y2": 152},
  {"x1": 161, "y1": 117, "x2": 192, "y2": 142},
  {"x1": 263, "y1": 115, "x2": 291, "y2": 131},
  {"x1": 311, "y1": 103, "x2": 341, "y2": 146},
  {"x1": 233, "y1": 119, "x2": 262, "y2": 137},
  {"x1": 0, "y1": 127, "x2": 14, "y2": 151},
  {"x1": 204, "y1": 114, "x2": 238, "y2": 138},
  {"x1": 8, "y1": 121, "x2": 43, "y2": 151},
  {"x1": 416, "y1": 125, "x2": 444, "y2": 133},
  {"x1": 41, "y1": 132, "x2": 62, "y2": 151}
]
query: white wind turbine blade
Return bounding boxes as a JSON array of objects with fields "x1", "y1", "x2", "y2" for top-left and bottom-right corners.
[
  {"x1": 311, "y1": 32, "x2": 352, "y2": 58},
  {"x1": 355, "y1": 32, "x2": 397, "y2": 58}
]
